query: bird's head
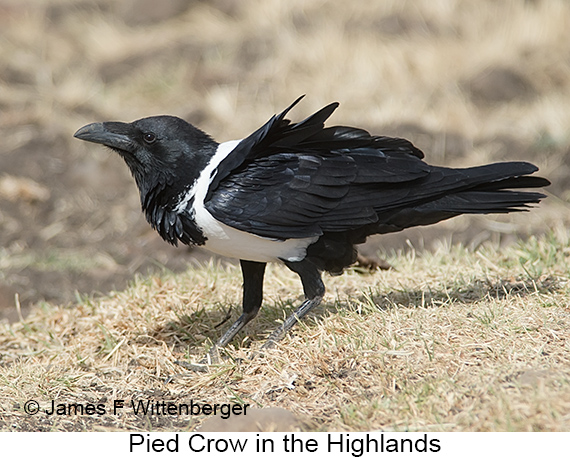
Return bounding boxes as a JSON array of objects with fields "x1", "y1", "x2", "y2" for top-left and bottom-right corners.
[{"x1": 74, "y1": 115, "x2": 218, "y2": 206}]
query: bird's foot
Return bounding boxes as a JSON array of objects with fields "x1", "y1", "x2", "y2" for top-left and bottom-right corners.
[
  {"x1": 174, "y1": 346, "x2": 223, "y2": 372},
  {"x1": 251, "y1": 295, "x2": 323, "y2": 358}
]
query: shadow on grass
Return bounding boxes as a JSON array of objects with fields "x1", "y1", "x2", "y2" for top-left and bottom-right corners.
[
  {"x1": 149, "y1": 275, "x2": 561, "y2": 351},
  {"x1": 366, "y1": 275, "x2": 561, "y2": 311}
]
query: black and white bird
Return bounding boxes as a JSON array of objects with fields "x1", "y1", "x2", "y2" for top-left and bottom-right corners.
[{"x1": 74, "y1": 96, "x2": 549, "y2": 359}]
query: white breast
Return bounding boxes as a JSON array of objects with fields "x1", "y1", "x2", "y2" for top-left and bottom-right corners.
[{"x1": 179, "y1": 140, "x2": 317, "y2": 263}]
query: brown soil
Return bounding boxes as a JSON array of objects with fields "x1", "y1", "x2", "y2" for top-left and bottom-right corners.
[{"x1": 0, "y1": 0, "x2": 568, "y2": 323}]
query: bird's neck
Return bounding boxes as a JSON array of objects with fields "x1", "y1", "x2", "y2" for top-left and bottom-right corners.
[{"x1": 140, "y1": 179, "x2": 206, "y2": 247}]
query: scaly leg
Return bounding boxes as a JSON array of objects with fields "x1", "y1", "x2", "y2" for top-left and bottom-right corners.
[
  {"x1": 178, "y1": 260, "x2": 266, "y2": 370},
  {"x1": 261, "y1": 258, "x2": 325, "y2": 349}
]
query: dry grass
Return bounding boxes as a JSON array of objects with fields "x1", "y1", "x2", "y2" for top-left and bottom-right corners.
[
  {"x1": 1, "y1": 0, "x2": 570, "y2": 432},
  {"x1": 1, "y1": 233, "x2": 569, "y2": 431},
  {"x1": 3, "y1": 0, "x2": 570, "y2": 145}
]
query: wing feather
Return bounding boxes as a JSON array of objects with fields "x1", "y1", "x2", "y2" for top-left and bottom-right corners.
[{"x1": 203, "y1": 98, "x2": 546, "y2": 240}]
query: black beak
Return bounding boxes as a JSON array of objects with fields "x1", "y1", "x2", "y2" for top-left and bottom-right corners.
[{"x1": 74, "y1": 122, "x2": 135, "y2": 152}]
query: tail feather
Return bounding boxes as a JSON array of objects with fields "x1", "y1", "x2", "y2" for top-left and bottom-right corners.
[
  {"x1": 470, "y1": 175, "x2": 551, "y2": 192},
  {"x1": 372, "y1": 163, "x2": 549, "y2": 234},
  {"x1": 443, "y1": 162, "x2": 549, "y2": 213},
  {"x1": 423, "y1": 190, "x2": 547, "y2": 214}
]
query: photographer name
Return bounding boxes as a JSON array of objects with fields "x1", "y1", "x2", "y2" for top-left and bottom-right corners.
[{"x1": 43, "y1": 399, "x2": 248, "y2": 419}]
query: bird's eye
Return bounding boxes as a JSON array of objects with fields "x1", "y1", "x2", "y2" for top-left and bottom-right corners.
[{"x1": 143, "y1": 132, "x2": 157, "y2": 144}]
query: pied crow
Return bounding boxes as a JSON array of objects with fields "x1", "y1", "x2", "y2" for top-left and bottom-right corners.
[{"x1": 74, "y1": 96, "x2": 550, "y2": 360}]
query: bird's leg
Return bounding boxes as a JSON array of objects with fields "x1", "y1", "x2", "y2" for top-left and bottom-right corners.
[
  {"x1": 261, "y1": 259, "x2": 325, "y2": 350},
  {"x1": 178, "y1": 260, "x2": 266, "y2": 370},
  {"x1": 208, "y1": 260, "x2": 266, "y2": 358}
]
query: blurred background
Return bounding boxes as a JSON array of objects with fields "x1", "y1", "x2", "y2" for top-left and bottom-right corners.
[{"x1": 0, "y1": 0, "x2": 569, "y2": 321}]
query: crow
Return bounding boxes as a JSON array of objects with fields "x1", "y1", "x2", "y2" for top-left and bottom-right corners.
[{"x1": 74, "y1": 96, "x2": 549, "y2": 361}]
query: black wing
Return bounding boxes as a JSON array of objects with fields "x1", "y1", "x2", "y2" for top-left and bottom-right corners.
[
  {"x1": 204, "y1": 97, "x2": 429, "y2": 238},
  {"x1": 205, "y1": 97, "x2": 547, "y2": 239}
]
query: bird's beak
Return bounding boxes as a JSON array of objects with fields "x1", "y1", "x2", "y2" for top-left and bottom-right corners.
[{"x1": 74, "y1": 122, "x2": 135, "y2": 153}]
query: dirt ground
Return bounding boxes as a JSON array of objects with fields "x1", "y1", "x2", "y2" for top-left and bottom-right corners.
[
  {"x1": 0, "y1": 0, "x2": 569, "y2": 322},
  {"x1": 1, "y1": 0, "x2": 570, "y2": 435}
]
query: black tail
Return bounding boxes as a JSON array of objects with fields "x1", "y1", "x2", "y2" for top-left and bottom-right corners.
[
  {"x1": 435, "y1": 162, "x2": 549, "y2": 213},
  {"x1": 417, "y1": 189, "x2": 546, "y2": 214},
  {"x1": 375, "y1": 161, "x2": 550, "y2": 233}
]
